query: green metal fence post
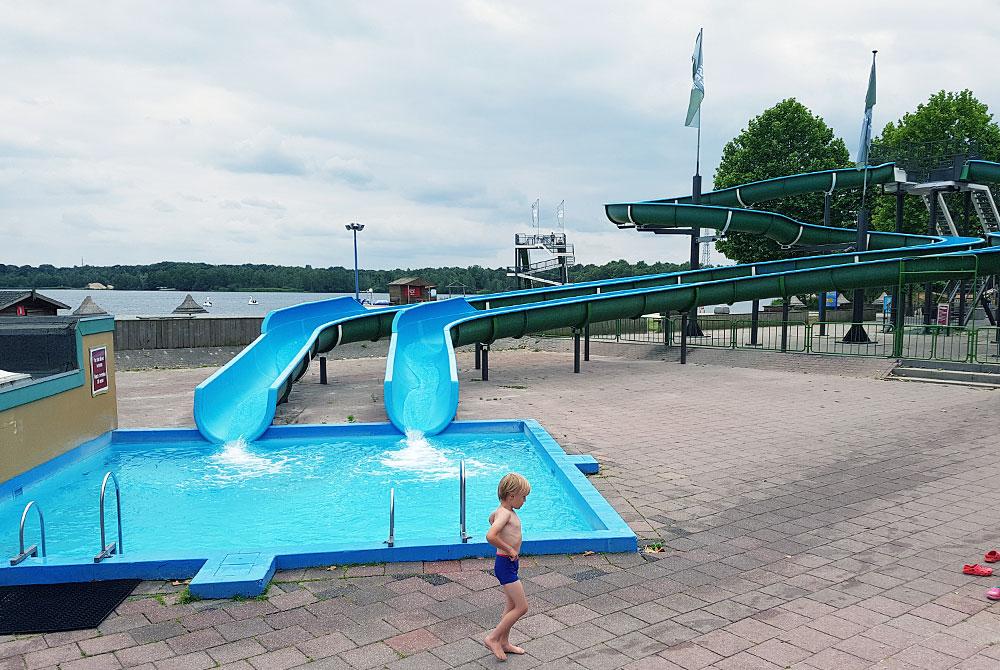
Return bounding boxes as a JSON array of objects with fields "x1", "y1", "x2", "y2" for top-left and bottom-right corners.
[{"x1": 893, "y1": 263, "x2": 905, "y2": 358}]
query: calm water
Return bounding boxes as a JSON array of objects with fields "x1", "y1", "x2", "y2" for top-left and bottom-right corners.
[
  {"x1": 46, "y1": 289, "x2": 390, "y2": 317},
  {"x1": 0, "y1": 431, "x2": 592, "y2": 560},
  {"x1": 45, "y1": 289, "x2": 770, "y2": 318}
]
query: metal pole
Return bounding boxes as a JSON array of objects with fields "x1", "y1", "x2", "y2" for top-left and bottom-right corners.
[
  {"x1": 818, "y1": 193, "x2": 831, "y2": 335},
  {"x1": 584, "y1": 324, "x2": 590, "y2": 361},
  {"x1": 385, "y1": 488, "x2": 394, "y2": 547},
  {"x1": 686, "y1": 176, "x2": 704, "y2": 337},
  {"x1": 481, "y1": 345, "x2": 489, "y2": 381},
  {"x1": 474, "y1": 343, "x2": 481, "y2": 370},
  {"x1": 890, "y1": 189, "x2": 904, "y2": 332},
  {"x1": 925, "y1": 192, "x2": 937, "y2": 327},
  {"x1": 352, "y1": 229, "x2": 360, "y2": 301},
  {"x1": 573, "y1": 329, "x2": 580, "y2": 373},
  {"x1": 459, "y1": 460, "x2": 469, "y2": 543},
  {"x1": 680, "y1": 313, "x2": 688, "y2": 364},
  {"x1": 750, "y1": 299, "x2": 760, "y2": 345},
  {"x1": 843, "y1": 209, "x2": 872, "y2": 343},
  {"x1": 959, "y1": 192, "x2": 971, "y2": 324},
  {"x1": 319, "y1": 356, "x2": 327, "y2": 385},
  {"x1": 781, "y1": 301, "x2": 789, "y2": 352}
]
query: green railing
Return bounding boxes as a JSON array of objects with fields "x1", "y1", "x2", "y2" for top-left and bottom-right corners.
[
  {"x1": 541, "y1": 316, "x2": 1000, "y2": 366},
  {"x1": 974, "y1": 327, "x2": 1000, "y2": 364}
]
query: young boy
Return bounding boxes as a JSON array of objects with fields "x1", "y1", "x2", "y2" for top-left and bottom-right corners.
[{"x1": 484, "y1": 472, "x2": 531, "y2": 661}]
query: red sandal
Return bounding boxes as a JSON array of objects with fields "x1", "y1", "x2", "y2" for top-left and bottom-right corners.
[
  {"x1": 964, "y1": 564, "x2": 994, "y2": 576},
  {"x1": 985, "y1": 551, "x2": 1000, "y2": 563}
]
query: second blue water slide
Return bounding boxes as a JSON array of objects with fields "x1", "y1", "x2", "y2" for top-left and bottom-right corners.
[{"x1": 194, "y1": 297, "x2": 382, "y2": 443}]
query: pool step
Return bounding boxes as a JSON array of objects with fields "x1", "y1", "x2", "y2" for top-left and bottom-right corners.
[
  {"x1": 567, "y1": 455, "x2": 600, "y2": 475},
  {"x1": 189, "y1": 552, "x2": 276, "y2": 599}
]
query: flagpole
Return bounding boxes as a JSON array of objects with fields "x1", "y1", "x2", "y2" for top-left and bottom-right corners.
[{"x1": 696, "y1": 123, "x2": 701, "y2": 176}]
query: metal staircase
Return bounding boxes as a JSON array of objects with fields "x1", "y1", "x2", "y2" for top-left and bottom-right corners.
[
  {"x1": 969, "y1": 185, "x2": 1000, "y2": 234},
  {"x1": 921, "y1": 192, "x2": 958, "y2": 236}
]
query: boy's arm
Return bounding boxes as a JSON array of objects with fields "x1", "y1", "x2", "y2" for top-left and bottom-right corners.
[{"x1": 485, "y1": 508, "x2": 518, "y2": 558}]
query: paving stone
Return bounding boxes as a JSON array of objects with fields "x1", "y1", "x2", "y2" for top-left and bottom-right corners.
[
  {"x1": 154, "y1": 651, "x2": 215, "y2": 670},
  {"x1": 22, "y1": 643, "x2": 80, "y2": 669},
  {"x1": 338, "y1": 642, "x2": 398, "y2": 669}
]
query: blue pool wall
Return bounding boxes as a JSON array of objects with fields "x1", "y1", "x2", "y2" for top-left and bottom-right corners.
[{"x1": 0, "y1": 420, "x2": 636, "y2": 597}]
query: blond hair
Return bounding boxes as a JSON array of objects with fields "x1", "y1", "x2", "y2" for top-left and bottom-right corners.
[{"x1": 497, "y1": 472, "x2": 531, "y2": 501}]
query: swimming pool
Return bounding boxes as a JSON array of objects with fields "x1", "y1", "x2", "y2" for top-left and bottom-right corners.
[{"x1": 0, "y1": 420, "x2": 635, "y2": 597}]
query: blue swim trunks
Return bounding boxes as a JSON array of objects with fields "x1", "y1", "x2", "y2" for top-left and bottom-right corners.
[{"x1": 494, "y1": 554, "x2": 519, "y2": 585}]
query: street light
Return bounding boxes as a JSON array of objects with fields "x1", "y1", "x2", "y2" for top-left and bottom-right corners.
[{"x1": 345, "y1": 222, "x2": 365, "y2": 301}]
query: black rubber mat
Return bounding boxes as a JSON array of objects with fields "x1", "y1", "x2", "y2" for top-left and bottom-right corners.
[{"x1": 0, "y1": 579, "x2": 139, "y2": 634}]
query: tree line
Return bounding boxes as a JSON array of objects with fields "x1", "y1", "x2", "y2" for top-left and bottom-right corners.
[{"x1": 0, "y1": 259, "x2": 689, "y2": 294}]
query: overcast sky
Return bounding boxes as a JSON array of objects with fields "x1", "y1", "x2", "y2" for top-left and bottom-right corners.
[{"x1": 2, "y1": 1, "x2": 998, "y2": 271}]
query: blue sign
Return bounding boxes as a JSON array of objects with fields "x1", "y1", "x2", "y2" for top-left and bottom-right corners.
[
  {"x1": 825, "y1": 293, "x2": 839, "y2": 309},
  {"x1": 883, "y1": 294, "x2": 891, "y2": 315}
]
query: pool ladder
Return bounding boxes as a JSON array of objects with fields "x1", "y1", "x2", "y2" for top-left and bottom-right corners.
[
  {"x1": 382, "y1": 459, "x2": 471, "y2": 548},
  {"x1": 94, "y1": 471, "x2": 124, "y2": 563},
  {"x1": 9, "y1": 500, "x2": 46, "y2": 566}
]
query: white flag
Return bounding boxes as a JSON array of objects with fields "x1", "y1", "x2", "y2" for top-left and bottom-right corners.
[{"x1": 685, "y1": 29, "x2": 704, "y2": 128}]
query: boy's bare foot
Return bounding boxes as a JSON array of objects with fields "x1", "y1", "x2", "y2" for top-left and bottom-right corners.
[
  {"x1": 502, "y1": 643, "x2": 526, "y2": 654},
  {"x1": 484, "y1": 637, "x2": 507, "y2": 661}
]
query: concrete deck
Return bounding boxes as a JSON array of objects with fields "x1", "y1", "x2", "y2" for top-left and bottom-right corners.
[{"x1": 6, "y1": 344, "x2": 1000, "y2": 669}]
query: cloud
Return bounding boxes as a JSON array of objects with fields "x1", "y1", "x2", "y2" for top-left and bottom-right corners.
[{"x1": 0, "y1": 1, "x2": 997, "y2": 271}]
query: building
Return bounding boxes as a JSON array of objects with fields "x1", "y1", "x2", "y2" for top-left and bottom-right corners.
[
  {"x1": 0, "y1": 289, "x2": 70, "y2": 316},
  {"x1": 388, "y1": 277, "x2": 437, "y2": 305}
]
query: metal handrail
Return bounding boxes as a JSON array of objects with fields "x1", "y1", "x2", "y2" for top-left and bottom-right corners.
[
  {"x1": 10, "y1": 501, "x2": 45, "y2": 566},
  {"x1": 95, "y1": 471, "x2": 123, "y2": 563},
  {"x1": 459, "y1": 460, "x2": 470, "y2": 543},
  {"x1": 384, "y1": 488, "x2": 395, "y2": 548}
]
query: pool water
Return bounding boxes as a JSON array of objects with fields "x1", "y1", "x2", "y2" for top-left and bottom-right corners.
[{"x1": 1, "y1": 429, "x2": 594, "y2": 562}]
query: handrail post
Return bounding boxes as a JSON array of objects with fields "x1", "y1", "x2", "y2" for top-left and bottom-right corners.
[
  {"x1": 95, "y1": 471, "x2": 123, "y2": 563},
  {"x1": 459, "y1": 460, "x2": 470, "y2": 543},
  {"x1": 10, "y1": 501, "x2": 45, "y2": 566},
  {"x1": 385, "y1": 488, "x2": 395, "y2": 548}
]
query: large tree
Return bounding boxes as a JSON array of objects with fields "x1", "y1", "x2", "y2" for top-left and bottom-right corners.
[
  {"x1": 869, "y1": 90, "x2": 1000, "y2": 235},
  {"x1": 713, "y1": 98, "x2": 852, "y2": 265}
]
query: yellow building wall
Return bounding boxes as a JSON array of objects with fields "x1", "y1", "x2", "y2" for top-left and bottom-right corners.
[{"x1": 0, "y1": 330, "x2": 118, "y2": 483}]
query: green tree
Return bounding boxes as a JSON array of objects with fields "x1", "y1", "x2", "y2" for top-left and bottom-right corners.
[
  {"x1": 870, "y1": 90, "x2": 1000, "y2": 235},
  {"x1": 713, "y1": 98, "x2": 852, "y2": 264}
]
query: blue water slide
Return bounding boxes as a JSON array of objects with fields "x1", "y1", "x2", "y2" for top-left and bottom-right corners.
[
  {"x1": 383, "y1": 298, "x2": 478, "y2": 435},
  {"x1": 194, "y1": 297, "x2": 383, "y2": 443}
]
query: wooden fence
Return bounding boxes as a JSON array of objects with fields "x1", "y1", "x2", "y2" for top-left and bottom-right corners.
[{"x1": 114, "y1": 317, "x2": 263, "y2": 350}]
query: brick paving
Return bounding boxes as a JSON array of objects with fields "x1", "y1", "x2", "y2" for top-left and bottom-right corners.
[{"x1": 10, "y1": 345, "x2": 1000, "y2": 669}]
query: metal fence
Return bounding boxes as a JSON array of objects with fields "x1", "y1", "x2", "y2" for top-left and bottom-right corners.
[{"x1": 542, "y1": 316, "x2": 1000, "y2": 366}]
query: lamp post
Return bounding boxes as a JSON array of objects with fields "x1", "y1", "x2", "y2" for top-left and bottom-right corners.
[{"x1": 345, "y1": 222, "x2": 364, "y2": 301}]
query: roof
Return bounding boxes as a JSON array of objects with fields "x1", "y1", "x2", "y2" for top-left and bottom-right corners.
[
  {"x1": 387, "y1": 277, "x2": 436, "y2": 287},
  {"x1": 0, "y1": 289, "x2": 70, "y2": 311}
]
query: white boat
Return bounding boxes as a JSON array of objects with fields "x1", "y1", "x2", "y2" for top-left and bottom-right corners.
[
  {"x1": 247, "y1": 297, "x2": 258, "y2": 305},
  {"x1": 202, "y1": 297, "x2": 212, "y2": 307}
]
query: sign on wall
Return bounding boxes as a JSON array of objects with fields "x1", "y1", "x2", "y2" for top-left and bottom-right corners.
[
  {"x1": 936, "y1": 303, "x2": 950, "y2": 327},
  {"x1": 90, "y1": 346, "x2": 109, "y2": 396}
]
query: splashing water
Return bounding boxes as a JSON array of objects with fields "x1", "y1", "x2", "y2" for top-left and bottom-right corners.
[
  {"x1": 205, "y1": 436, "x2": 288, "y2": 483},
  {"x1": 375, "y1": 429, "x2": 489, "y2": 481}
]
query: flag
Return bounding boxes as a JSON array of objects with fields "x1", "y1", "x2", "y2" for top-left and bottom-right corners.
[
  {"x1": 685, "y1": 29, "x2": 704, "y2": 128},
  {"x1": 856, "y1": 52, "x2": 877, "y2": 168}
]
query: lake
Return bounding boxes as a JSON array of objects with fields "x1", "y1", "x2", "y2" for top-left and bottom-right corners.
[{"x1": 43, "y1": 289, "x2": 769, "y2": 318}]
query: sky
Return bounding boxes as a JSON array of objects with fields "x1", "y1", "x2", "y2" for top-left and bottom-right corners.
[{"x1": 1, "y1": 1, "x2": 998, "y2": 271}]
